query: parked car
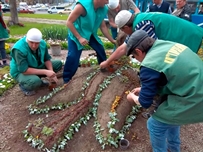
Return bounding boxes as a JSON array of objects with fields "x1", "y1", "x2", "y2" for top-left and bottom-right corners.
[
  {"x1": 18, "y1": 8, "x2": 35, "y2": 14},
  {"x1": 57, "y1": 8, "x2": 71, "y2": 15},
  {"x1": 37, "y1": 6, "x2": 49, "y2": 11},
  {"x1": 1, "y1": 4, "x2": 10, "y2": 13},
  {"x1": 48, "y1": 6, "x2": 65, "y2": 14}
]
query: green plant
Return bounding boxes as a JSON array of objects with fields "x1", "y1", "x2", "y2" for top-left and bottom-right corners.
[
  {"x1": 41, "y1": 126, "x2": 54, "y2": 136},
  {"x1": 0, "y1": 73, "x2": 16, "y2": 96},
  {"x1": 42, "y1": 26, "x2": 68, "y2": 41},
  {"x1": 61, "y1": 41, "x2": 68, "y2": 50},
  {"x1": 83, "y1": 44, "x2": 92, "y2": 50},
  {"x1": 5, "y1": 37, "x2": 19, "y2": 43},
  {"x1": 6, "y1": 22, "x2": 66, "y2": 37},
  {"x1": 103, "y1": 42, "x2": 114, "y2": 50}
]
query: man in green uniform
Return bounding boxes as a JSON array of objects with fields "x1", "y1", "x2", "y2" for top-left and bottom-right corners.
[
  {"x1": 126, "y1": 30, "x2": 203, "y2": 152},
  {"x1": 107, "y1": 0, "x2": 140, "y2": 40},
  {"x1": 100, "y1": 10, "x2": 203, "y2": 69},
  {"x1": 0, "y1": 4, "x2": 9, "y2": 67},
  {"x1": 63, "y1": 0, "x2": 116, "y2": 84},
  {"x1": 10, "y1": 28, "x2": 62, "y2": 96}
]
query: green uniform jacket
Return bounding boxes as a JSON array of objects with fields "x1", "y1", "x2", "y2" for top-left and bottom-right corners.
[
  {"x1": 0, "y1": 12, "x2": 9, "y2": 39},
  {"x1": 133, "y1": 12, "x2": 203, "y2": 53},
  {"x1": 142, "y1": 40, "x2": 203, "y2": 125},
  {"x1": 10, "y1": 37, "x2": 49, "y2": 78},
  {"x1": 69, "y1": 0, "x2": 108, "y2": 50}
]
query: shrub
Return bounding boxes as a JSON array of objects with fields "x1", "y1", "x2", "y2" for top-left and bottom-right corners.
[
  {"x1": 5, "y1": 37, "x2": 19, "y2": 43},
  {"x1": 61, "y1": 41, "x2": 68, "y2": 50},
  {"x1": 42, "y1": 26, "x2": 68, "y2": 41},
  {"x1": 103, "y1": 41, "x2": 114, "y2": 50}
]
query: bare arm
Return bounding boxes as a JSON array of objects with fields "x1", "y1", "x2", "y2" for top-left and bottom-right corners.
[
  {"x1": 100, "y1": 42, "x2": 127, "y2": 68},
  {"x1": 45, "y1": 60, "x2": 53, "y2": 71},
  {"x1": 100, "y1": 21, "x2": 116, "y2": 44},
  {"x1": 127, "y1": 0, "x2": 140, "y2": 14},
  {"x1": 23, "y1": 68, "x2": 55, "y2": 77},
  {"x1": 133, "y1": 7, "x2": 140, "y2": 14},
  {"x1": 108, "y1": 15, "x2": 117, "y2": 28}
]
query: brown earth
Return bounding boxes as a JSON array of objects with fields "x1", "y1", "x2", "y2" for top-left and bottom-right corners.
[{"x1": 0, "y1": 50, "x2": 203, "y2": 152}]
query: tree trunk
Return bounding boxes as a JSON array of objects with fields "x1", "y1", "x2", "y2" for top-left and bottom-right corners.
[{"x1": 8, "y1": 0, "x2": 19, "y2": 25}]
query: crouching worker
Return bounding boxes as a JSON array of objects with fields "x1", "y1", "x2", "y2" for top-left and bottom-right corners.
[
  {"x1": 126, "y1": 30, "x2": 203, "y2": 152},
  {"x1": 10, "y1": 28, "x2": 62, "y2": 96}
]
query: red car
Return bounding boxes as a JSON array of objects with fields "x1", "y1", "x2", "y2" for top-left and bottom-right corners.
[{"x1": 18, "y1": 8, "x2": 35, "y2": 14}]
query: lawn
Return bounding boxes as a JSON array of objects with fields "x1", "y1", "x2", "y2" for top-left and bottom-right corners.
[
  {"x1": 7, "y1": 22, "x2": 67, "y2": 37},
  {"x1": 4, "y1": 13, "x2": 68, "y2": 20}
]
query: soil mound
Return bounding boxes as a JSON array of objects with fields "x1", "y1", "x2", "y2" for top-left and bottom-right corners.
[{"x1": 23, "y1": 59, "x2": 144, "y2": 151}]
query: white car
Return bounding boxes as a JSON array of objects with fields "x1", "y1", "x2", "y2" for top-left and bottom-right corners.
[
  {"x1": 37, "y1": 6, "x2": 49, "y2": 11},
  {"x1": 57, "y1": 8, "x2": 71, "y2": 15}
]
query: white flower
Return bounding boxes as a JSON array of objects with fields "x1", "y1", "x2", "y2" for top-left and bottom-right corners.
[
  {"x1": 0, "y1": 83, "x2": 2, "y2": 86},
  {"x1": 3, "y1": 74, "x2": 8, "y2": 78},
  {"x1": 0, "y1": 85, "x2": 6, "y2": 88},
  {"x1": 7, "y1": 81, "x2": 11, "y2": 83}
]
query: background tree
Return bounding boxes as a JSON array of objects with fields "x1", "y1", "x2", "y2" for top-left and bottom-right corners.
[{"x1": 8, "y1": 0, "x2": 19, "y2": 25}]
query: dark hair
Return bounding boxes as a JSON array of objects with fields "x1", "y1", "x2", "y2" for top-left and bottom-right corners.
[
  {"x1": 116, "y1": 31, "x2": 127, "y2": 47},
  {"x1": 132, "y1": 37, "x2": 155, "y2": 55},
  {"x1": 125, "y1": 14, "x2": 135, "y2": 27}
]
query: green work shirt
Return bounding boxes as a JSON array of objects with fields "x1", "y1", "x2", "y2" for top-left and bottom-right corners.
[
  {"x1": 69, "y1": 0, "x2": 108, "y2": 50},
  {"x1": 10, "y1": 37, "x2": 51, "y2": 78},
  {"x1": 133, "y1": 12, "x2": 203, "y2": 53},
  {"x1": 142, "y1": 40, "x2": 203, "y2": 125},
  {"x1": 0, "y1": 12, "x2": 9, "y2": 40}
]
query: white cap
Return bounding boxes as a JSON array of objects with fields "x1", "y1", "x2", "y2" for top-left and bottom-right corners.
[
  {"x1": 26, "y1": 28, "x2": 42, "y2": 42},
  {"x1": 108, "y1": 0, "x2": 119, "y2": 9},
  {"x1": 115, "y1": 10, "x2": 132, "y2": 28}
]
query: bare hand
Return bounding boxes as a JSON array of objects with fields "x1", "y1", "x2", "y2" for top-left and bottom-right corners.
[
  {"x1": 127, "y1": 93, "x2": 141, "y2": 106},
  {"x1": 130, "y1": 87, "x2": 141, "y2": 95},
  {"x1": 112, "y1": 39, "x2": 117, "y2": 45},
  {"x1": 100, "y1": 60, "x2": 110, "y2": 69},
  {"x1": 46, "y1": 70, "x2": 56, "y2": 78},
  {"x1": 78, "y1": 37, "x2": 88, "y2": 46},
  {"x1": 50, "y1": 76, "x2": 58, "y2": 84}
]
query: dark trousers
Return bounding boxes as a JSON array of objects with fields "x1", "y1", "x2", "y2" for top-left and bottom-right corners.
[
  {"x1": 63, "y1": 35, "x2": 107, "y2": 83},
  {"x1": 0, "y1": 40, "x2": 6, "y2": 60}
]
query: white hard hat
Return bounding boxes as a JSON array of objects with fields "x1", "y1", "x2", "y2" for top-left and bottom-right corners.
[
  {"x1": 26, "y1": 28, "x2": 42, "y2": 42},
  {"x1": 115, "y1": 10, "x2": 132, "y2": 28},
  {"x1": 108, "y1": 0, "x2": 119, "y2": 9}
]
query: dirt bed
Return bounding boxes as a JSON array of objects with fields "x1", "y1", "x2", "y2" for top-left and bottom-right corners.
[{"x1": 0, "y1": 50, "x2": 203, "y2": 152}]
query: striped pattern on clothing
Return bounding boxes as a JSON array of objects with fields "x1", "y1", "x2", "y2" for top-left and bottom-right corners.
[{"x1": 135, "y1": 20, "x2": 157, "y2": 39}]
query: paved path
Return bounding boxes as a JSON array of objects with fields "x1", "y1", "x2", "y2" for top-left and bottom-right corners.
[{"x1": 4, "y1": 16, "x2": 66, "y2": 25}]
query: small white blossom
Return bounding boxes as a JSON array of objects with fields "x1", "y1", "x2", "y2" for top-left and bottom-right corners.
[
  {"x1": 0, "y1": 85, "x2": 6, "y2": 88},
  {"x1": 3, "y1": 74, "x2": 8, "y2": 78}
]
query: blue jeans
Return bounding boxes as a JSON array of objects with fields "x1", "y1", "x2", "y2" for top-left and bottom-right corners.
[
  {"x1": 63, "y1": 35, "x2": 107, "y2": 83},
  {"x1": 0, "y1": 40, "x2": 6, "y2": 60},
  {"x1": 110, "y1": 27, "x2": 117, "y2": 51},
  {"x1": 147, "y1": 117, "x2": 181, "y2": 152}
]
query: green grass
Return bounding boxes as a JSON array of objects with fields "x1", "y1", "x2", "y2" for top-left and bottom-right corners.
[
  {"x1": 7, "y1": 22, "x2": 66, "y2": 36},
  {"x1": 4, "y1": 13, "x2": 68, "y2": 20}
]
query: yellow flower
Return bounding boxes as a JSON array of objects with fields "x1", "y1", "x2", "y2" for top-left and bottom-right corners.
[
  {"x1": 5, "y1": 43, "x2": 10, "y2": 50},
  {"x1": 125, "y1": 91, "x2": 130, "y2": 94}
]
